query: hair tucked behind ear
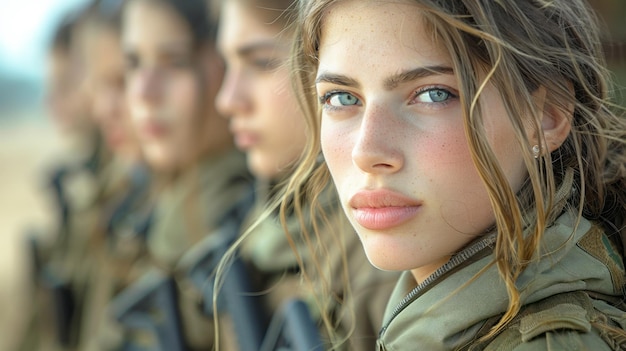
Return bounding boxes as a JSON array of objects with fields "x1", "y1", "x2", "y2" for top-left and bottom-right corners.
[{"x1": 290, "y1": 0, "x2": 626, "y2": 341}]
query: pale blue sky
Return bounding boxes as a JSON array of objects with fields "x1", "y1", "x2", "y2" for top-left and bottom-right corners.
[{"x1": 0, "y1": 0, "x2": 88, "y2": 79}]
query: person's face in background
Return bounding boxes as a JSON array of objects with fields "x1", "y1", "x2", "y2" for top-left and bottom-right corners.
[
  {"x1": 81, "y1": 23, "x2": 139, "y2": 161},
  {"x1": 215, "y1": 1, "x2": 307, "y2": 180},
  {"x1": 123, "y1": 0, "x2": 231, "y2": 172},
  {"x1": 46, "y1": 47, "x2": 93, "y2": 138}
]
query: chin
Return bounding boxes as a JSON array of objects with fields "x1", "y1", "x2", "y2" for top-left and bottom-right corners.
[
  {"x1": 366, "y1": 254, "x2": 408, "y2": 272},
  {"x1": 249, "y1": 157, "x2": 282, "y2": 180},
  {"x1": 361, "y1": 236, "x2": 415, "y2": 272},
  {"x1": 143, "y1": 149, "x2": 176, "y2": 173}
]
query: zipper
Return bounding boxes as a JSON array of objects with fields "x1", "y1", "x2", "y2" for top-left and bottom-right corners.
[{"x1": 378, "y1": 232, "x2": 497, "y2": 338}]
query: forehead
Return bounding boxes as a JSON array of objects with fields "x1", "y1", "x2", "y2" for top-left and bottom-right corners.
[
  {"x1": 217, "y1": 1, "x2": 290, "y2": 53},
  {"x1": 318, "y1": 0, "x2": 449, "y2": 73},
  {"x1": 123, "y1": 0, "x2": 192, "y2": 48}
]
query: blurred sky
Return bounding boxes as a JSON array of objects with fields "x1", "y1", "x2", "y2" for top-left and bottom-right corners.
[
  {"x1": 0, "y1": 0, "x2": 88, "y2": 79},
  {"x1": 0, "y1": 0, "x2": 89, "y2": 119}
]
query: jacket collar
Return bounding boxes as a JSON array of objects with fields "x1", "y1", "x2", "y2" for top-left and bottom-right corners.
[{"x1": 378, "y1": 212, "x2": 619, "y2": 350}]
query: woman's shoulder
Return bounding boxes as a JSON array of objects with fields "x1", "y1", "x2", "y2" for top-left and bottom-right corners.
[
  {"x1": 480, "y1": 291, "x2": 625, "y2": 351},
  {"x1": 490, "y1": 330, "x2": 615, "y2": 351}
]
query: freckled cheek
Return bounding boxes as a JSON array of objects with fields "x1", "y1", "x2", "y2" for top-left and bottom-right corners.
[
  {"x1": 426, "y1": 129, "x2": 498, "y2": 232},
  {"x1": 320, "y1": 119, "x2": 353, "y2": 179},
  {"x1": 420, "y1": 128, "x2": 474, "y2": 167}
]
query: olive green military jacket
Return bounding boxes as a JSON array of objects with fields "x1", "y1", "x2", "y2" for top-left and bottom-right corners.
[
  {"x1": 377, "y1": 212, "x2": 626, "y2": 351},
  {"x1": 76, "y1": 159, "x2": 152, "y2": 351},
  {"x1": 83, "y1": 149, "x2": 251, "y2": 351},
  {"x1": 19, "y1": 135, "x2": 112, "y2": 351}
]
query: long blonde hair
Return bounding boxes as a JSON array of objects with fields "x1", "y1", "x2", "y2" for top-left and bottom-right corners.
[{"x1": 285, "y1": 0, "x2": 626, "y2": 340}]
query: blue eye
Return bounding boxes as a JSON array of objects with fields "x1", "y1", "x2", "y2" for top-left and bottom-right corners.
[
  {"x1": 323, "y1": 92, "x2": 361, "y2": 107},
  {"x1": 417, "y1": 89, "x2": 452, "y2": 103},
  {"x1": 415, "y1": 88, "x2": 453, "y2": 103}
]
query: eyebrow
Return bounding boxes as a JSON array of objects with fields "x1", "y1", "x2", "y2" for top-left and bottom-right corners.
[
  {"x1": 315, "y1": 65, "x2": 454, "y2": 90},
  {"x1": 236, "y1": 41, "x2": 289, "y2": 57},
  {"x1": 384, "y1": 65, "x2": 454, "y2": 89},
  {"x1": 315, "y1": 72, "x2": 360, "y2": 88},
  {"x1": 158, "y1": 42, "x2": 193, "y2": 54}
]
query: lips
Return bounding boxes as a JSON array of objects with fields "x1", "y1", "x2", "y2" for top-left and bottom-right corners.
[
  {"x1": 230, "y1": 127, "x2": 259, "y2": 150},
  {"x1": 140, "y1": 120, "x2": 169, "y2": 139},
  {"x1": 349, "y1": 189, "x2": 422, "y2": 230}
]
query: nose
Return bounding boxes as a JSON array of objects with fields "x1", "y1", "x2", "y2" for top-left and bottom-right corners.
[
  {"x1": 215, "y1": 66, "x2": 251, "y2": 118},
  {"x1": 352, "y1": 105, "x2": 405, "y2": 174},
  {"x1": 129, "y1": 67, "x2": 162, "y2": 106}
]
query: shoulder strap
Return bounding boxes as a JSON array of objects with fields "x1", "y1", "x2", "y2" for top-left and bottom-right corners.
[{"x1": 460, "y1": 291, "x2": 625, "y2": 351}]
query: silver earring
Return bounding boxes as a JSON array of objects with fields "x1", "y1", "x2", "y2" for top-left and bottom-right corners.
[{"x1": 532, "y1": 144, "x2": 540, "y2": 159}]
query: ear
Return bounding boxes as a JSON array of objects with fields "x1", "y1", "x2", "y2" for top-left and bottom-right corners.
[{"x1": 532, "y1": 85, "x2": 573, "y2": 154}]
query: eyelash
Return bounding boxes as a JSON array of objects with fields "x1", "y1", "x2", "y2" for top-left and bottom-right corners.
[
  {"x1": 318, "y1": 90, "x2": 359, "y2": 112},
  {"x1": 123, "y1": 55, "x2": 192, "y2": 71},
  {"x1": 318, "y1": 86, "x2": 458, "y2": 111},
  {"x1": 410, "y1": 86, "x2": 458, "y2": 108}
]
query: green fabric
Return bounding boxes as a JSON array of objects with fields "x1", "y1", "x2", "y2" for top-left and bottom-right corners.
[
  {"x1": 148, "y1": 149, "x2": 250, "y2": 268},
  {"x1": 144, "y1": 149, "x2": 251, "y2": 349},
  {"x1": 79, "y1": 149, "x2": 251, "y2": 351},
  {"x1": 18, "y1": 135, "x2": 112, "y2": 351},
  {"x1": 377, "y1": 212, "x2": 626, "y2": 351},
  {"x1": 240, "y1": 182, "x2": 300, "y2": 271}
]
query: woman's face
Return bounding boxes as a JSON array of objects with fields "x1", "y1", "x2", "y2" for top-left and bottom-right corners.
[
  {"x1": 123, "y1": 0, "x2": 230, "y2": 171},
  {"x1": 316, "y1": 0, "x2": 529, "y2": 283},
  {"x1": 83, "y1": 25, "x2": 137, "y2": 159},
  {"x1": 46, "y1": 48, "x2": 93, "y2": 137},
  {"x1": 215, "y1": 1, "x2": 307, "y2": 180}
]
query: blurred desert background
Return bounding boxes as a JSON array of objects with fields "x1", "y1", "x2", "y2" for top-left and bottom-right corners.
[{"x1": 0, "y1": 1, "x2": 623, "y2": 350}]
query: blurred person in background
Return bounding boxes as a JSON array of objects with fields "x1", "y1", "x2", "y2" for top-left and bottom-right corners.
[
  {"x1": 45, "y1": 12, "x2": 97, "y2": 152},
  {"x1": 67, "y1": 0, "x2": 157, "y2": 349},
  {"x1": 17, "y1": 3, "x2": 114, "y2": 349},
  {"x1": 18, "y1": 0, "x2": 156, "y2": 349},
  {"x1": 82, "y1": 0, "x2": 252, "y2": 349},
  {"x1": 214, "y1": 0, "x2": 398, "y2": 349}
]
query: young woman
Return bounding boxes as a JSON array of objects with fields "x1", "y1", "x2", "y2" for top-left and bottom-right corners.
[
  {"x1": 123, "y1": 0, "x2": 250, "y2": 269},
  {"x1": 67, "y1": 1, "x2": 158, "y2": 348},
  {"x1": 215, "y1": 0, "x2": 398, "y2": 349},
  {"x1": 283, "y1": 0, "x2": 626, "y2": 349},
  {"x1": 79, "y1": 2, "x2": 138, "y2": 162},
  {"x1": 18, "y1": 9, "x2": 105, "y2": 351},
  {"x1": 45, "y1": 13, "x2": 95, "y2": 145},
  {"x1": 86, "y1": 0, "x2": 252, "y2": 349}
]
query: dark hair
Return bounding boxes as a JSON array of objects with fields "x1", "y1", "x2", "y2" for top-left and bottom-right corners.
[
  {"x1": 70, "y1": 0, "x2": 126, "y2": 37},
  {"x1": 147, "y1": 0, "x2": 218, "y2": 46},
  {"x1": 50, "y1": 15, "x2": 75, "y2": 52}
]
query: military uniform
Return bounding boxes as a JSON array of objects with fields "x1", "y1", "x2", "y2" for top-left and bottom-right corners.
[
  {"x1": 87, "y1": 149, "x2": 251, "y2": 351},
  {"x1": 19, "y1": 133, "x2": 112, "y2": 351},
  {"x1": 76, "y1": 160, "x2": 152, "y2": 351}
]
